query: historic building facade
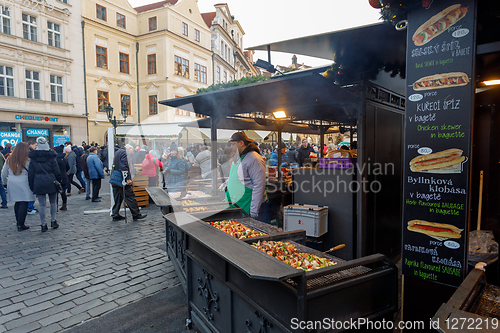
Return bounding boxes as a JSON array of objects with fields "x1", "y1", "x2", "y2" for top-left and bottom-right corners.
[
  {"x1": 0, "y1": 0, "x2": 86, "y2": 146},
  {"x1": 83, "y1": 0, "x2": 214, "y2": 143}
]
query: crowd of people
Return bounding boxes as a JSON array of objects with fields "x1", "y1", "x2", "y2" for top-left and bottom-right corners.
[{"x1": 1, "y1": 138, "x2": 110, "y2": 232}]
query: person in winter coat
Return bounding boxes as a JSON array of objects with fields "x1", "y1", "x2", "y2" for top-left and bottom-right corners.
[
  {"x1": 73, "y1": 146, "x2": 86, "y2": 190},
  {"x1": 65, "y1": 146, "x2": 83, "y2": 195},
  {"x1": 80, "y1": 146, "x2": 91, "y2": 200},
  {"x1": 270, "y1": 142, "x2": 286, "y2": 167},
  {"x1": 111, "y1": 144, "x2": 146, "y2": 221},
  {"x1": 1, "y1": 142, "x2": 36, "y2": 231},
  {"x1": 194, "y1": 146, "x2": 217, "y2": 179},
  {"x1": 100, "y1": 146, "x2": 109, "y2": 174},
  {"x1": 28, "y1": 137, "x2": 61, "y2": 232},
  {"x1": 284, "y1": 146, "x2": 299, "y2": 168},
  {"x1": 297, "y1": 139, "x2": 315, "y2": 167},
  {"x1": 1, "y1": 142, "x2": 12, "y2": 157},
  {"x1": 165, "y1": 146, "x2": 186, "y2": 192},
  {"x1": 54, "y1": 146, "x2": 69, "y2": 211},
  {"x1": 142, "y1": 150, "x2": 164, "y2": 187},
  {"x1": 133, "y1": 145, "x2": 147, "y2": 166},
  {"x1": 218, "y1": 147, "x2": 234, "y2": 181},
  {"x1": 86, "y1": 147, "x2": 105, "y2": 202}
]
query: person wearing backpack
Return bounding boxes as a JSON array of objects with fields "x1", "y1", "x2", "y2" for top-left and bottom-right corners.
[{"x1": 142, "y1": 150, "x2": 164, "y2": 187}]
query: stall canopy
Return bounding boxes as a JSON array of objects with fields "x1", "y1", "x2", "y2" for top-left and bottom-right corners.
[
  {"x1": 160, "y1": 71, "x2": 359, "y2": 124},
  {"x1": 248, "y1": 22, "x2": 407, "y2": 77},
  {"x1": 116, "y1": 123, "x2": 183, "y2": 138},
  {"x1": 179, "y1": 116, "x2": 340, "y2": 135}
]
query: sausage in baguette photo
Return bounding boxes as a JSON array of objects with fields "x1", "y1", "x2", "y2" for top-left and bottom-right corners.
[
  {"x1": 413, "y1": 72, "x2": 469, "y2": 91},
  {"x1": 410, "y1": 148, "x2": 465, "y2": 172},
  {"x1": 413, "y1": 4, "x2": 468, "y2": 46},
  {"x1": 407, "y1": 220, "x2": 462, "y2": 239}
]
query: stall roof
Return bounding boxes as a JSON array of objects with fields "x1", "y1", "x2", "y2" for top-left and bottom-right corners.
[
  {"x1": 247, "y1": 22, "x2": 407, "y2": 72},
  {"x1": 180, "y1": 117, "x2": 340, "y2": 135},
  {"x1": 116, "y1": 123, "x2": 182, "y2": 137},
  {"x1": 160, "y1": 71, "x2": 359, "y2": 123}
]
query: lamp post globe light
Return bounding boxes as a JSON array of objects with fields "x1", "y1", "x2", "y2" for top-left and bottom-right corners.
[{"x1": 105, "y1": 103, "x2": 128, "y2": 145}]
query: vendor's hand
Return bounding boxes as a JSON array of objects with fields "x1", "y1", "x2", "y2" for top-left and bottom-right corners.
[
  {"x1": 250, "y1": 212, "x2": 259, "y2": 219},
  {"x1": 218, "y1": 183, "x2": 227, "y2": 191},
  {"x1": 126, "y1": 179, "x2": 132, "y2": 185}
]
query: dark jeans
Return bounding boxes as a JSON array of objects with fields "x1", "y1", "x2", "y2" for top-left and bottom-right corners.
[
  {"x1": 67, "y1": 173, "x2": 82, "y2": 193},
  {"x1": 91, "y1": 178, "x2": 101, "y2": 200},
  {"x1": 14, "y1": 201, "x2": 29, "y2": 227},
  {"x1": 76, "y1": 171, "x2": 86, "y2": 189},
  {"x1": 112, "y1": 185, "x2": 140, "y2": 218},
  {"x1": 59, "y1": 183, "x2": 67, "y2": 204},
  {"x1": 0, "y1": 179, "x2": 7, "y2": 206}
]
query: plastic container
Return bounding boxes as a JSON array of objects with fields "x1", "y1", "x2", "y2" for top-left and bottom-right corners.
[
  {"x1": 318, "y1": 158, "x2": 356, "y2": 169},
  {"x1": 284, "y1": 204, "x2": 328, "y2": 237}
]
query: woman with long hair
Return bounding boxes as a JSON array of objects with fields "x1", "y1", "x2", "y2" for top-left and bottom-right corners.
[
  {"x1": 28, "y1": 137, "x2": 61, "y2": 232},
  {"x1": 1, "y1": 142, "x2": 36, "y2": 231}
]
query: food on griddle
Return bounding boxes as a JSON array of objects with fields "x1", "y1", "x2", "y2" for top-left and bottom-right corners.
[
  {"x1": 252, "y1": 240, "x2": 337, "y2": 271},
  {"x1": 208, "y1": 220, "x2": 266, "y2": 239},
  {"x1": 181, "y1": 200, "x2": 209, "y2": 212}
]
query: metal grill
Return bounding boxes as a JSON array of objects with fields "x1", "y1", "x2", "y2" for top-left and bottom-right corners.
[{"x1": 472, "y1": 285, "x2": 500, "y2": 319}]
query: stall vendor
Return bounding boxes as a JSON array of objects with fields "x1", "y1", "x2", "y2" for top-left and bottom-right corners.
[{"x1": 225, "y1": 132, "x2": 267, "y2": 219}]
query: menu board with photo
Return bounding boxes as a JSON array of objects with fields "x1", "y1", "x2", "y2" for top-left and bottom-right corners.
[{"x1": 402, "y1": 0, "x2": 476, "y2": 287}]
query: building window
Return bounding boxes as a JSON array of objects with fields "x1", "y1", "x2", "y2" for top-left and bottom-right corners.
[
  {"x1": 194, "y1": 29, "x2": 200, "y2": 42},
  {"x1": 96, "y1": 4, "x2": 106, "y2": 21},
  {"x1": 47, "y1": 22, "x2": 61, "y2": 48},
  {"x1": 182, "y1": 22, "x2": 188, "y2": 36},
  {"x1": 22, "y1": 13, "x2": 37, "y2": 42},
  {"x1": 96, "y1": 46, "x2": 107, "y2": 69},
  {"x1": 149, "y1": 17, "x2": 157, "y2": 31},
  {"x1": 174, "y1": 56, "x2": 189, "y2": 78},
  {"x1": 119, "y1": 53, "x2": 129, "y2": 74},
  {"x1": 116, "y1": 13, "x2": 126, "y2": 28},
  {"x1": 50, "y1": 75, "x2": 63, "y2": 102},
  {"x1": 216, "y1": 66, "x2": 220, "y2": 83},
  {"x1": 194, "y1": 64, "x2": 207, "y2": 84},
  {"x1": 0, "y1": 65, "x2": 14, "y2": 97},
  {"x1": 147, "y1": 54, "x2": 156, "y2": 75},
  {"x1": 121, "y1": 94, "x2": 130, "y2": 115},
  {"x1": 149, "y1": 95, "x2": 157, "y2": 115},
  {"x1": 97, "y1": 91, "x2": 109, "y2": 112},
  {"x1": 25, "y1": 70, "x2": 40, "y2": 99},
  {"x1": 0, "y1": 6, "x2": 11, "y2": 35},
  {"x1": 223, "y1": 71, "x2": 227, "y2": 83}
]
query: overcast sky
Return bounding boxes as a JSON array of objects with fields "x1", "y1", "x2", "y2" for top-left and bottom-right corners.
[{"x1": 128, "y1": 0, "x2": 382, "y2": 67}]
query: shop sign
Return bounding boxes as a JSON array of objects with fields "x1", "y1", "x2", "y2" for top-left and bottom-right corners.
[
  {"x1": 402, "y1": 0, "x2": 476, "y2": 287},
  {"x1": 0, "y1": 132, "x2": 22, "y2": 146},
  {"x1": 15, "y1": 115, "x2": 59, "y2": 122},
  {"x1": 27, "y1": 128, "x2": 49, "y2": 137},
  {"x1": 53, "y1": 135, "x2": 70, "y2": 147}
]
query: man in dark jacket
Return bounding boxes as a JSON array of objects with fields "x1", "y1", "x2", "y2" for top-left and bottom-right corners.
[
  {"x1": 80, "y1": 146, "x2": 91, "y2": 200},
  {"x1": 1, "y1": 142, "x2": 12, "y2": 157},
  {"x1": 87, "y1": 147, "x2": 104, "y2": 202},
  {"x1": 284, "y1": 146, "x2": 299, "y2": 168},
  {"x1": 54, "y1": 146, "x2": 69, "y2": 211},
  {"x1": 297, "y1": 139, "x2": 315, "y2": 167},
  {"x1": 73, "y1": 145, "x2": 86, "y2": 191},
  {"x1": 111, "y1": 144, "x2": 146, "y2": 221}
]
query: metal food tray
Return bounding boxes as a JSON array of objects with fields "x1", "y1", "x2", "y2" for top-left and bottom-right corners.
[{"x1": 471, "y1": 284, "x2": 500, "y2": 319}]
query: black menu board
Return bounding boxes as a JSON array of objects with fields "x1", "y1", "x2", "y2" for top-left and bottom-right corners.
[{"x1": 402, "y1": 0, "x2": 476, "y2": 287}]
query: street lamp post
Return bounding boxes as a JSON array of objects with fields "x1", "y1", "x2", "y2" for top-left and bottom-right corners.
[{"x1": 105, "y1": 104, "x2": 128, "y2": 146}]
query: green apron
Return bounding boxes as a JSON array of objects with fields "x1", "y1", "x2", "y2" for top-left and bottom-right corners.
[{"x1": 225, "y1": 154, "x2": 253, "y2": 215}]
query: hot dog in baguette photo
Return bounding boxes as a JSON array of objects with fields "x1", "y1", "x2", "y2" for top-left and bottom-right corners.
[
  {"x1": 410, "y1": 148, "x2": 465, "y2": 172},
  {"x1": 412, "y1": 72, "x2": 469, "y2": 91},
  {"x1": 408, "y1": 220, "x2": 462, "y2": 239},
  {"x1": 413, "y1": 4, "x2": 468, "y2": 46}
]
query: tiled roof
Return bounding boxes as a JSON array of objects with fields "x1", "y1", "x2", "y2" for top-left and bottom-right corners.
[
  {"x1": 202, "y1": 12, "x2": 216, "y2": 28},
  {"x1": 134, "y1": 0, "x2": 178, "y2": 13}
]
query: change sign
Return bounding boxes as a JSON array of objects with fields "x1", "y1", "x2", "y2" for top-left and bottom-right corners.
[
  {"x1": 402, "y1": 0, "x2": 476, "y2": 287},
  {"x1": 0, "y1": 132, "x2": 22, "y2": 147}
]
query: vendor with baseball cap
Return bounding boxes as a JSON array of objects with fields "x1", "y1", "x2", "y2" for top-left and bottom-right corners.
[{"x1": 226, "y1": 131, "x2": 267, "y2": 220}]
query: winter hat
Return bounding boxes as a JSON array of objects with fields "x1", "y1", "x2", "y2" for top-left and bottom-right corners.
[
  {"x1": 54, "y1": 145, "x2": 64, "y2": 154},
  {"x1": 84, "y1": 145, "x2": 91, "y2": 151},
  {"x1": 36, "y1": 137, "x2": 50, "y2": 150},
  {"x1": 64, "y1": 146, "x2": 72, "y2": 153},
  {"x1": 170, "y1": 142, "x2": 178, "y2": 152}
]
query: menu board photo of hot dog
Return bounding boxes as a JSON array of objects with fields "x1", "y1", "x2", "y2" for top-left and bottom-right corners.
[
  {"x1": 407, "y1": 220, "x2": 462, "y2": 240},
  {"x1": 412, "y1": 4, "x2": 468, "y2": 46},
  {"x1": 410, "y1": 148, "x2": 465, "y2": 173},
  {"x1": 412, "y1": 72, "x2": 469, "y2": 91}
]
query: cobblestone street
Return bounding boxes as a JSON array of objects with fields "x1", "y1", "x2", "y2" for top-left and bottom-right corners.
[{"x1": 0, "y1": 179, "x2": 180, "y2": 332}]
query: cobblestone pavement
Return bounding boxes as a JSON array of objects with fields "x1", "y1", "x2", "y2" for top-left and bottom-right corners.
[{"x1": 0, "y1": 178, "x2": 179, "y2": 333}]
